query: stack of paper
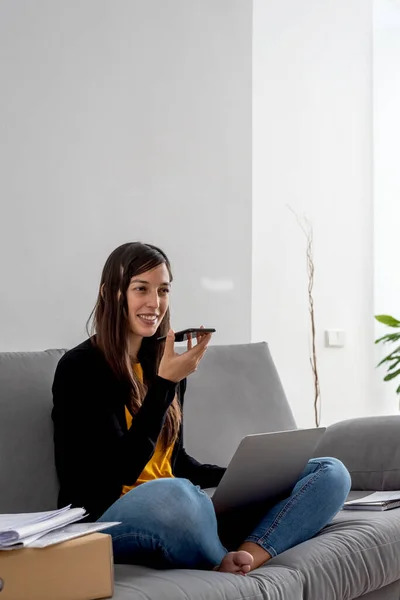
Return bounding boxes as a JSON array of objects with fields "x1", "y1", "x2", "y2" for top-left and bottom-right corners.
[
  {"x1": 343, "y1": 491, "x2": 400, "y2": 511},
  {"x1": 0, "y1": 506, "x2": 119, "y2": 549}
]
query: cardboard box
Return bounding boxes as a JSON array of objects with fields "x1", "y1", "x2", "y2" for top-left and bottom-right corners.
[{"x1": 0, "y1": 533, "x2": 114, "y2": 600}]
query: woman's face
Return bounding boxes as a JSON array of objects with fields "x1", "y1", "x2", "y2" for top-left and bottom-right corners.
[{"x1": 126, "y1": 263, "x2": 171, "y2": 338}]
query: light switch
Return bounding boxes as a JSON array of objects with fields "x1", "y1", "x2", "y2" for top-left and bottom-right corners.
[{"x1": 325, "y1": 330, "x2": 346, "y2": 347}]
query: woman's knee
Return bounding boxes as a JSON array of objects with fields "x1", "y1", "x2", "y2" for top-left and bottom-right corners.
[
  {"x1": 135, "y1": 478, "x2": 213, "y2": 531},
  {"x1": 314, "y1": 457, "x2": 352, "y2": 501},
  {"x1": 144, "y1": 477, "x2": 203, "y2": 508},
  {"x1": 161, "y1": 479, "x2": 214, "y2": 526}
]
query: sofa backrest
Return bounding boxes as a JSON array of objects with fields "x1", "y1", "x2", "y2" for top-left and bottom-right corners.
[
  {"x1": 183, "y1": 342, "x2": 297, "y2": 466},
  {"x1": 0, "y1": 349, "x2": 66, "y2": 513},
  {"x1": 0, "y1": 342, "x2": 296, "y2": 513}
]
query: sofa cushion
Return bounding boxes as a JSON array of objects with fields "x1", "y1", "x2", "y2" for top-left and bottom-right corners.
[
  {"x1": 112, "y1": 496, "x2": 400, "y2": 599},
  {"x1": 183, "y1": 342, "x2": 296, "y2": 467},
  {"x1": 0, "y1": 349, "x2": 65, "y2": 512},
  {"x1": 267, "y1": 495, "x2": 400, "y2": 600},
  {"x1": 113, "y1": 562, "x2": 303, "y2": 600},
  {"x1": 112, "y1": 499, "x2": 400, "y2": 600},
  {"x1": 314, "y1": 416, "x2": 400, "y2": 490}
]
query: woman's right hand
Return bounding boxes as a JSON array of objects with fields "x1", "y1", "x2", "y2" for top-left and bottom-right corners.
[{"x1": 158, "y1": 329, "x2": 212, "y2": 383}]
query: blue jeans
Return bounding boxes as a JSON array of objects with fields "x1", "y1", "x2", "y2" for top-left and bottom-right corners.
[{"x1": 97, "y1": 457, "x2": 351, "y2": 569}]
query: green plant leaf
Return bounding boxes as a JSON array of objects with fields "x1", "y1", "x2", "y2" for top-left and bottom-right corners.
[
  {"x1": 375, "y1": 315, "x2": 400, "y2": 327},
  {"x1": 397, "y1": 383, "x2": 400, "y2": 395},
  {"x1": 375, "y1": 333, "x2": 400, "y2": 344},
  {"x1": 377, "y1": 344, "x2": 400, "y2": 356},
  {"x1": 385, "y1": 345, "x2": 400, "y2": 358},
  {"x1": 384, "y1": 368, "x2": 400, "y2": 381},
  {"x1": 378, "y1": 356, "x2": 394, "y2": 367},
  {"x1": 388, "y1": 359, "x2": 400, "y2": 371},
  {"x1": 377, "y1": 348, "x2": 400, "y2": 367},
  {"x1": 378, "y1": 354, "x2": 395, "y2": 366}
]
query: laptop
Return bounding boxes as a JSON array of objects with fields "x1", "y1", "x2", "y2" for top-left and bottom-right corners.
[{"x1": 205, "y1": 428, "x2": 326, "y2": 514}]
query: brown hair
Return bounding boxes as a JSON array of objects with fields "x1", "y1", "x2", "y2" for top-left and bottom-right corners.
[{"x1": 88, "y1": 242, "x2": 181, "y2": 448}]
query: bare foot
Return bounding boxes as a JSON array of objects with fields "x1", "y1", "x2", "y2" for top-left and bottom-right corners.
[{"x1": 217, "y1": 551, "x2": 254, "y2": 575}]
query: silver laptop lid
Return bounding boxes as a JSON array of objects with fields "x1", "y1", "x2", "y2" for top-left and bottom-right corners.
[{"x1": 212, "y1": 427, "x2": 326, "y2": 513}]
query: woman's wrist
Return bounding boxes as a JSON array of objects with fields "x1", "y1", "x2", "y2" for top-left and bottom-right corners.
[{"x1": 155, "y1": 374, "x2": 179, "y2": 387}]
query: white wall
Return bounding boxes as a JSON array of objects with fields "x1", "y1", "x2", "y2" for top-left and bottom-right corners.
[
  {"x1": 1, "y1": 0, "x2": 383, "y2": 427},
  {"x1": 252, "y1": 0, "x2": 375, "y2": 427},
  {"x1": 373, "y1": 0, "x2": 400, "y2": 413},
  {"x1": 0, "y1": 1, "x2": 252, "y2": 351}
]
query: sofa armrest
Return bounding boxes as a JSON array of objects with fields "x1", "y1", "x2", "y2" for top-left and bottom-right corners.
[{"x1": 313, "y1": 416, "x2": 400, "y2": 490}]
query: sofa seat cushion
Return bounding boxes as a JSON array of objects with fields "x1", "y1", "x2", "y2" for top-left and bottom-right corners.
[
  {"x1": 111, "y1": 496, "x2": 400, "y2": 600},
  {"x1": 113, "y1": 563, "x2": 303, "y2": 600},
  {"x1": 268, "y1": 496, "x2": 400, "y2": 600}
]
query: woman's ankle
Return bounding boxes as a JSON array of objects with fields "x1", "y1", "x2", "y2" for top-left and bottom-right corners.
[{"x1": 237, "y1": 541, "x2": 272, "y2": 571}]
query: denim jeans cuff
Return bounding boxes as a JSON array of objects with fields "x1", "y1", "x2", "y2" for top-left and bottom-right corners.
[{"x1": 244, "y1": 535, "x2": 278, "y2": 558}]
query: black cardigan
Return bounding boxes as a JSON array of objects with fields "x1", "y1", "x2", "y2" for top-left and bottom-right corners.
[{"x1": 51, "y1": 338, "x2": 225, "y2": 520}]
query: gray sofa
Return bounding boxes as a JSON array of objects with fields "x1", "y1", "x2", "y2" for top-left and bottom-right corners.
[{"x1": 1, "y1": 342, "x2": 400, "y2": 599}]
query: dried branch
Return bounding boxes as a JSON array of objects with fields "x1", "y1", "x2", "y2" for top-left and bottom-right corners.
[{"x1": 288, "y1": 206, "x2": 321, "y2": 427}]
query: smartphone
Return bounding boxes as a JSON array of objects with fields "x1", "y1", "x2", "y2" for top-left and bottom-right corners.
[{"x1": 157, "y1": 328, "x2": 216, "y2": 342}]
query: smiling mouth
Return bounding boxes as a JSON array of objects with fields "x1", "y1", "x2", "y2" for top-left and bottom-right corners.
[{"x1": 137, "y1": 314, "x2": 159, "y2": 324}]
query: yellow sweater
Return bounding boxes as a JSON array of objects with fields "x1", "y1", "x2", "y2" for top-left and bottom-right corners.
[{"x1": 120, "y1": 363, "x2": 174, "y2": 496}]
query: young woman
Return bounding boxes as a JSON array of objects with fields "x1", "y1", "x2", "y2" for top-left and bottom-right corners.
[{"x1": 52, "y1": 242, "x2": 351, "y2": 575}]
